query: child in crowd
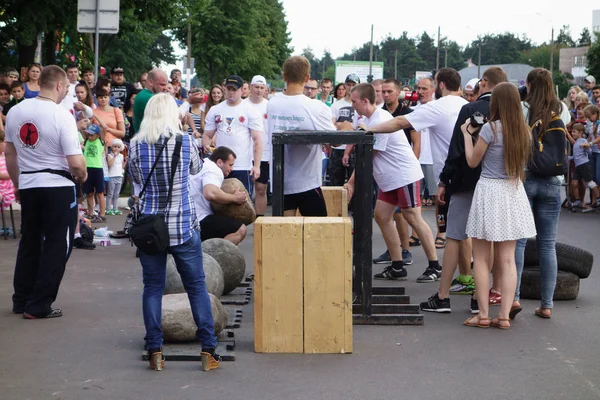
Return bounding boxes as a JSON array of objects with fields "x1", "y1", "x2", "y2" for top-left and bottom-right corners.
[
  {"x1": 0, "y1": 129, "x2": 16, "y2": 209},
  {"x1": 1, "y1": 81, "x2": 25, "y2": 122},
  {"x1": 82, "y1": 124, "x2": 107, "y2": 222},
  {"x1": 567, "y1": 123, "x2": 598, "y2": 212},
  {"x1": 462, "y1": 82, "x2": 536, "y2": 329},
  {"x1": 106, "y1": 139, "x2": 126, "y2": 215},
  {"x1": 584, "y1": 104, "x2": 600, "y2": 186}
]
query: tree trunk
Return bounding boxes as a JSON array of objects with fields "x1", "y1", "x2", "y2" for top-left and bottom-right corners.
[
  {"x1": 43, "y1": 30, "x2": 57, "y2": 66},
  {"x1": 17, "y1": 41, "x2": 37, "y2": 69}
]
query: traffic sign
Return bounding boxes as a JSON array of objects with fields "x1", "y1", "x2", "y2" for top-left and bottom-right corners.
[{"x1": 77, "y1": 0, "x2": 120, "y2": 34}]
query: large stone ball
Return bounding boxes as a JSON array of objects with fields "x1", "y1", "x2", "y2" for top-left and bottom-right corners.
[
  {"x1": 202, "y1": 238, "x2": 246, "y2": 295},
  {"x1": 211, "y1": 178, "x2": 256, "y2": 225},
  {"x1": 162, "y1": 293, "x2": 229, "y2": 342},
  {"x1": 164, "y1": 253, "x2": 225, "y2": 298}
]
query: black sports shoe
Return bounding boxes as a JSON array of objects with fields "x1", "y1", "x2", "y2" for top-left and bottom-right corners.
[
  {"x1": 373, "y1": 250, "x2": 391, "y2": 264},
  {"x1": 23, "y1": 308, "x2": 63, "y2": 319},
  {"x1": 374, "y1": 265, "x2": 408, "y2": 280},
  {"x1": 470, "y1": 295, "x2": 479, "y2": 314},
  {"x1": 74, "y1": 237, "x2": 96, "y2": 250},
  {"x1": 416, "y1": 266, "x2": 442, "y2": 283},
  {"x1": 420, "y1": 293, "x2": 451, "y2": 313}
]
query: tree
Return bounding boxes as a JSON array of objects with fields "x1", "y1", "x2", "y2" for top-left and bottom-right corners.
[
  {"x1": 440, "y1": 39, "x2": 466, "y2": 71},
  {"x1": 587, "y1": 32, "x2": 600, "y2": 80},
  {"x1": 416, "y1": 32, "x2": 436, "y2": 70},
  {"x1": 520, "y1": 44, "x2": 559, "y2": 71},
  {"x1": 556, "y1": 25, "x2": 575, "y2": 48},
  {"x1": 463, "y1": 33, "x2": 531, "y2": 65},
  {"x1": 578, "y1": 27, "x2": 592, "y2": 47}
]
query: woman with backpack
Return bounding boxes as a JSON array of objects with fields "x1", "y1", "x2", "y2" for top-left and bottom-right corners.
[{"x1": 513, "y1": 68, "x2": 570, "y2": 320}]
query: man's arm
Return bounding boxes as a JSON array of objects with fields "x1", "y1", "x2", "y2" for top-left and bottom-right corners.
[
  {"x1": 202, "y1": 129, "x2": 216, "y2": 153},
  {"x1": 370, "y1": 115, "x2": 412, "y2": 133},
  {"x1": 66, "y1": 154, "x2": 87, "y2": 183},
  {"x1": 4, "y1": 142, "x2": 20, "y2": 188},
  {"x1": 203, "y1": 184, "x2": 246, "y2": 205},
  {"x1": 410, "y1": 130, "x2": 421, "y2": 159},
  {"x1": 251, "y1": 128, "x2": 263, "y2": 176}
]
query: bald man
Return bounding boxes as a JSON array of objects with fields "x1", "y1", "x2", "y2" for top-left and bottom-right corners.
[{"x1": 133, "y1": 68, "x2": 169, "y2": 133}]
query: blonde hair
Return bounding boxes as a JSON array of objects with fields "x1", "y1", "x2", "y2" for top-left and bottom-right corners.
[
  {"x1": 566, "y1": 85, "x2": 583, "y2": 110},
  {"x1": 133, "y1": 93, "x2": 183, "y2": 144}
]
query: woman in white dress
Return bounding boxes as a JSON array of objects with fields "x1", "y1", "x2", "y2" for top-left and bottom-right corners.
[{"x1": 462, "y1": 82, "x2": 536, "y2": 330}]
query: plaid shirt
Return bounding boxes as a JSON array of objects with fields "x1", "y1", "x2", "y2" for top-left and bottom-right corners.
[{"x1": 129, "y1": 132, "x2": 202, "y2": 246}]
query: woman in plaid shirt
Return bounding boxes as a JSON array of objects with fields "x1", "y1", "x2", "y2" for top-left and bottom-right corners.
[{"x1": 129, "y1": 93, "x2": 220, "y2": 371}]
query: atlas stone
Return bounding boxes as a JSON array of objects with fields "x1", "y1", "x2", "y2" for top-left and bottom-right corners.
[
  {"x1": 164, "y1": 253, "x2": 225, "y2": 298},
  {"x1": 162, "y1": 293, "x2": 229, "y2": 342},
  {"x1": 202, "y1": 238, "x2": 246, "y2": 295},
  {"x1": 211, "y1": 178, "x2": 257, "y2": 225}
]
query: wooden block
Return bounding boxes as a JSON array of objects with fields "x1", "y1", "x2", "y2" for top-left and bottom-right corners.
[
  {"x1": 254, "y1": 217, "x2": 304, "y2": 353},
  {"x1": 295, "y1": 187, "x2": 348, "y2": 217},
  {"x1": 302, "y1": 217, "x2": 353, "y2": 354}
]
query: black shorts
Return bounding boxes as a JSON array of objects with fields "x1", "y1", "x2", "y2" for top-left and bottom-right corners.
[
  {"x1": 284, "y1": 187, "x2": 327, "y2": 216},
  {"x1": 573, "y1": 163, "x2": 593, "y2": 182},
  {"x1": 200, "y1": 214, "x2": 243, "y2": 241},
  {"x1": 255, "y1": 161, "x2": 270, "y2": 185},
  {"x1": 82, "y1": 167, "x2": 105, "y2": 194}
]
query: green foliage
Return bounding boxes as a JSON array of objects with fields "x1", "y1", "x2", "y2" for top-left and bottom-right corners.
[
  {"x1": 463, "y1": 33, "x2": 532, "y2": 65},
  {"x1": 520, "y1": 44, "x2": 559, "y2": 71},
  {"x1": 556, "y1": 25, "x2": 575, "y2": 48},
  {"x1": 587, "y1": 32, "x2": 600, "y2": 79},
  {"x1": 578, "y1": 28, "x2": 592, "y2": 47}
]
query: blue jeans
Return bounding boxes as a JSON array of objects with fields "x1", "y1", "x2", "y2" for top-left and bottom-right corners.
[
  {"x1": 139, "y1": 230, "x2": 217, "y2": 350},
  {"x1": 590, "y1": 152, "x2": 600, "y2": 183},
  {"x1": 514, "y1": 174, "x2": 561, "y2": 308},
  {"x1": 228, "y1": 170, "x2": 253, "y2": 197}
]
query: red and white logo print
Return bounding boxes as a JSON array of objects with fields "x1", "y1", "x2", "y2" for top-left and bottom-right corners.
[{"x1": 18, "y1": 121, "x2": 40, "y2": 149}]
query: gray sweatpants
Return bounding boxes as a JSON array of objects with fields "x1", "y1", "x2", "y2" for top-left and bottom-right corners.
[{"x1": 106, "y1": 176, "x2": 123, "y2": 210}]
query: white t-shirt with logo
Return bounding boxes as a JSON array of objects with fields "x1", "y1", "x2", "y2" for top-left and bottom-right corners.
[
  {"x1": 5, "y1": 98, "x2": 82, "y2": 189},
  {"x1": 205, "y1": 101, "x2": 263, "y2": 170},
  {"x1": 330, "y1": 98, "x2": 356, "y2": 150},
  {"x1": 405, "y1": 95, "x2": 468, "y2": 183},
  {"x1": 358, "y1": 107, "x2": 423, "y2": 192},
  {"x1": 244, "y1": 98, "x2": 270, "y2": 161},
  {"x1": 267, "y1": 94, "x2": 336, "y2": 195},
  {"x1": 413, "y1": 102, "x2": 433, "y2": 165},
  {"x1": 189, "y1": 159, "x2": 224, "y2": 222}
]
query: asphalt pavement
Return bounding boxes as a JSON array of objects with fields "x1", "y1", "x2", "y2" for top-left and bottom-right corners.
[{"x1": 1, "y1": 206, "x2": 599, "y2": 400}]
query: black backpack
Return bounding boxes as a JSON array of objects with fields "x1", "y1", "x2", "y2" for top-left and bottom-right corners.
[
  {"x1": 528, "y1": 115, "x2": 567, "y2": 177},
  {"x1": 79, "y1": 221, "x2": 94, "y2": 242}
]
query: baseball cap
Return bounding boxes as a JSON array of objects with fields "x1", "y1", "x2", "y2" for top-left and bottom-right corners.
[
  {"x1": 585, "y1": 75, "x2": 596, "y2": 83},
  {"x1": 251, "y1": 75, "x2": 267, "y2": 85},
  {"x1": 224, "y1": 75, "x2": 244, "y2": 89},
  {"x1": 85, "y1": 124, "x2": 101, "y2": 135},
  {"x1": 465, "y1": 78, "x2": 479, "y2": 92},
  {"x1": 111, "y1": 66, "x2": 124, "y2": 74},
  {"x1": 345, "y1": 73, "x2": 360, "y2": 84}
]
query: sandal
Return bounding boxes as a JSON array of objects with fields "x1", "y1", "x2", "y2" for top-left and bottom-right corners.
[
  {"x1": 509, "y1": 305, "x2": 522, "y2": 320},
  {"x1": 534, "y1": 307, "x2": 552, "y2": 319},
  {"x1": 491, "y1": 317, "x2": 511, "y2": 329},
  {"x1": 464, "y1": 314, "x2": 491, "y2": 328},
  {"x1": 435, "y1": 237, "x2": 446, "y2": 249},
  {"x1": 409, "y1": 236, "x2": 421, "y2": 247}
]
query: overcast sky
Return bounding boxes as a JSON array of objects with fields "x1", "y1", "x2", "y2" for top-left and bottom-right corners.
[{"x1": 281, "y1": 0, "x2": 599, "y2": 58}]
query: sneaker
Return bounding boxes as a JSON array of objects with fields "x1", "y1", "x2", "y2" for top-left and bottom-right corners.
[
  {"x1": 470, "y1": 296, "x2": 479, "y2": 314},
  {"x1": 420, "y1": 293, "x2": 451, "y2": 313},
  {"x1": 572, "y1": 200, "x2": 582, "y2": 208},
  {"x1": 114, "y1": 209, "x2": 122, "y2": 215},
  {"x1": 374, "y1": 265, "x2": 408, "y2": 280},
  {"x1": 449, "y1": 275, "x2": 475, "y2": 295},
  {"x1": 201, "y1": 351, "x2": 221, "y2": 371},
  {"x1": 106, "y1": 209, "x2": 115, "y2": 216},
  {"x1": 416, "y1": 266, "x2": 442, "y2": 283},
  {"x1": 489, "y1": 289, "x2": 501, "y2": 305},
  {"x1": 402, "y1": 250, "x2": 413, "y2": 265},
  {"x1": 23, "y1": 308, "x2": 63, "y2": 319},
  {"x1": 74, "y1": 237, "x2": 96, "y2": 250},
  {"x1": 582, "y1": 207, "x2": 595, "y2": 213},
  {"x1": 373, "y1": 250, "x2": 391, "y2": 264}
]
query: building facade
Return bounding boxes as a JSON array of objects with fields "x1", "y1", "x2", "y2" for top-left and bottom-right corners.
[{"x1": 559, "y1": 47, "x2": 590, "y2": 86}]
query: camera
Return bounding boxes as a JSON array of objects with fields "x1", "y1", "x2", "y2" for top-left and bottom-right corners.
[
  {"x1": 470, "y1": 111, "x2": 486, "y2": 127},
  {"x1": 398, "y1": 90, "x2": 419, "y2": 102},
  {"x1": 518, "y1": 86, "x2": 527, "y2": 101}
]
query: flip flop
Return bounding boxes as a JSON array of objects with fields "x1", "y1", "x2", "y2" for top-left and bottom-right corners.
[
  {"x1": 409, "y1": 236, "x2": 421, "y2": 247},
  {"x1": 435, "y1": 237, "x2": 446, "y2": 249},
  {"x1": 535, "y1": 308, "x2": 552, "y2": 319}
]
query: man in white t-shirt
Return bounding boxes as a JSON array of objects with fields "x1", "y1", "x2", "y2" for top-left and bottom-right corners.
[
  {"x1": 244, "y1": 75, "x2": 269, "y2": 217},
  {"x1": 4, "y1": 65, "x2": 87, "y2": 319},
  {"x1": 189, "y1": 146, "x2": 248, "y2": 245},
  {"x1": 328, "y1": 73, "x2": 359, "y2": 186},
  {"x1": 59, "y1": 63, "x2": 79, "y2": 114},
  {"x1": 203, "y1": 75, "x2": 263, "y2": 196},
  {"x1": 359, "y1": 68, "x2": 468, "y2": 289},
  {"x1": 267, "y1": 56, "x2": 336, "y2": 216},
  {"x1": 340, "y1": 83, "x2": 441, "y2": 281}
]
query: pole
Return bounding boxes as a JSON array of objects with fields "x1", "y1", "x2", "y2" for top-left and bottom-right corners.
[
  {"x1": 93, "y1": 0, "x2": 100, "y2": 79},
  {"x1": 368, "y1": 24, "x2": 374, "y2": 83},
  {"x1": 550, "y1": 26, "x2": 554, "y2": 76},
  {"x1": 394, "y1": 49, "x2": 398, "y2": 79},
  {"x1": 477, "y1": 37, "x2": 481, "y2": 78},
  {"x1": 436, "y1": 26, "x2": 440, "y2": 71},
  {"x1": 187, "y1": 21, "x2": 192, "y2": 90}
]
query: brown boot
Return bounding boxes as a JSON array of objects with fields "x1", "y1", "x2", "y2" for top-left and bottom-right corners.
[
  {"x1": 201, "y1": 351, "x2": 221, "y2": 371},
  {"x1": 148, "y1": 349, "x2": 165, "y2": 371}
]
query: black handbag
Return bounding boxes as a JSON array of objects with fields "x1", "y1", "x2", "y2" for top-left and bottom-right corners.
[{"x1": 129, "y1": 135, "x2": 183, "y2": 255}]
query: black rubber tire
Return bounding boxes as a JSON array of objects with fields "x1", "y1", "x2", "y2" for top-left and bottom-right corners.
[
  {"x1": 523, "y1": 239, "x2": 594, "y2": 279},
  {"x1": 520, "y1": 268, "x2": 580, "y2": 301}
]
